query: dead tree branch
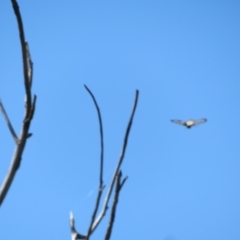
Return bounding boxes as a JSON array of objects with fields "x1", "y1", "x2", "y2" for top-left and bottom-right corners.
[
  {"x1": 70, "y1": 212, "x2": 87, "y2": 240},
  {"x1": 90, "y1": 89, "x2": 139, "y2": 233},
  {"x1": 84, "y1": 85, "x2": 105, "y2": 238},
  {"x1": 104, "y1": 171, "x2": 128, "y2": 240},
  {"x1": 0, "y1": 99, "x2": 19, "y2": 144},
  {"x1": 0, "y1": 0, "x2": 36, "y2": 206},
  {"x1": 11, "y1": 0, "x2": 32, "y2": 108},
  {"x1": 70, "y1": 88, "x2": 139, "y2": 239}
]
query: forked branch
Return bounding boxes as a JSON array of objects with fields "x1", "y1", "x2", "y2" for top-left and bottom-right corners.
[
  {"x1": 70, "y1": 87, "x2": 139, "y2": 239},
  {"x1": 104, "y1": 171, "x2": 128, "y2": 240},
  {"x1": 89, "y1": 89, "x2": 139, "y2": 234},
  {"x1": 0, "y1": 0, "x2": 36, "y2": 206},
  {"x1": 70, "y1": 212, "x2": 87, "y2": 240}
]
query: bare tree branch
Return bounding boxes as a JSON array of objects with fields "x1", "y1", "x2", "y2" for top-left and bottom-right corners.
[
  {"x1": 70, "y1": 89, "x2": 139, "y2": 239},
  {"x1": 70, "y1": 212, "x2": 87, "y2": 240},
  {"x1": 0, "y1": 0, "x2": 36, "y2": 206},
  {"x1": 90, "y1": 89, "x2": 139, "y2": 233},
  {"x1": 0, "y1": 99, "x2": 19, "y2": 144},
  {"x1": 10, "y1": 0, "x2": 32, "y2": 110},
  {"x1": 105, "y1": 171, "x2": 128, "y2": 240},
  {"x1": 84, "y1": 85, "x2": 104, "y2": 186},
  {"x1": 84, "y1": 85, "x2": 105, "y2": 239}
]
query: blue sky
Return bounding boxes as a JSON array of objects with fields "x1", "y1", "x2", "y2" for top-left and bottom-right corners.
[{"x1": 1, "y1": 1, "x2": 240, "y2": 239}]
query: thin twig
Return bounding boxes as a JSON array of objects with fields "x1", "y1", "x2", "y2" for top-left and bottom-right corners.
[
  {"x1": 0, "y1": 99, "x2": 19, "y2": 144},
  {"x1": 105, "y1": 171, "x2": 127, "y2": 240},
  {"x1": 84, "y1": 85, "x2": 105, "y2": 239},
  {"x1": 84, "y1": 85, "x2": 104, "y2": 185},
  {"x1": 90, "y1": 90, "x2": 139, "y2": 233}
]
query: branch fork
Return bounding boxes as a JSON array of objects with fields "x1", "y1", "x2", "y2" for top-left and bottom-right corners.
[
  {"x1": 0, "y1": 0, "x2": 37, "y2": 206},
  {"x1": 70, "y1": 86, "x2": 139, "y2": 240}
]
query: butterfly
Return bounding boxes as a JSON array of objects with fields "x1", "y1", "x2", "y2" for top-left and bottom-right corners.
[{"x1": 171, "y1": 118, "x2": 207, "y2": 128}]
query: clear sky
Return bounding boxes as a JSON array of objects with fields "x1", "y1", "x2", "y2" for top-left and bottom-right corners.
[{"x1": 1, "y1": 1, "x2": 240, "y2": 239}]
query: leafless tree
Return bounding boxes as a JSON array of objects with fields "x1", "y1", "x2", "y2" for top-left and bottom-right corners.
[{"x1": 1, "y1": 1, "x2": 139, "y2": 239}]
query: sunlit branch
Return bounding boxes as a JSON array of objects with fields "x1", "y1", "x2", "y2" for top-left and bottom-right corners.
[{"x1": 70, "y1": 212, "x2": 87, "y2": 240}]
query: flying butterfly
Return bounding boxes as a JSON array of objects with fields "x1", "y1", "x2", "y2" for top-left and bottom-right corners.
[{"x1": 171, "y1": 118, "x2": 207, "y2": 128}]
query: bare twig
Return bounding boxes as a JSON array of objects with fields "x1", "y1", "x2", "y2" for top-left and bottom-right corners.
[
  {"x1": 84, "y1": 85, "x2": 104, "y2": 186},
  {"x1": 90, "y1": 90, "x2": 139, "y2": 233},
  {"x1": 70, "y1": 212, "x2": 87, "y2": 240},
  {"x1": 0, "y1": 99, "x2": 19, "y2": 144},
  {"x1": 84, "y1": 85, "x2": 105, "y2": 239},
  {"x1": 105, "y1": 171, "x2": 128, "y2": 240},
  {"x1": 11, "y1": 0, "x2": 32, "y2": 110},
  {"x1": 0, "y1": 0, "x2": 36, "y2": 206}
]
